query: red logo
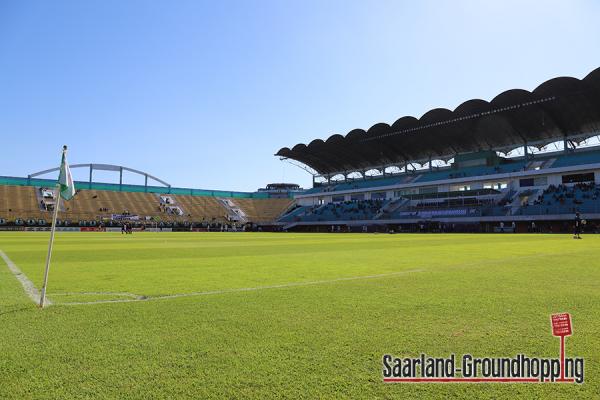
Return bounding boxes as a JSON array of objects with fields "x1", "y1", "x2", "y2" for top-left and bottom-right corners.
[
  {"x1": 551, "y1": 313, "x2": 573, "y2": 382},
  {"x1": 551, "y1": 313, "x2": 572, "y2": 337}
]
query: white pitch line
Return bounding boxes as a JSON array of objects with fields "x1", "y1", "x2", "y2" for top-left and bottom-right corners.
[
  {"x1": 0, "y1": 249, "x2": 48, "y2": 305},
  {"x1": 56, "y1": 268, "x2": 425, "y2": 306}
]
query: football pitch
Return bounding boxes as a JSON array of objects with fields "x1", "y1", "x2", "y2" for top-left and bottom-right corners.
[{"x1": 1, "y1": 232, "x2": 599, "y2": 399}]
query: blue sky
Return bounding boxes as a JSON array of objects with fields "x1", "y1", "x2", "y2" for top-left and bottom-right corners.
[{"x1": 1, "y1": 0, "x2": 600, "y2": 191}]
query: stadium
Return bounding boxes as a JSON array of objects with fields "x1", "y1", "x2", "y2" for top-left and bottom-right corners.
[
  {"x1": 3, "y1": 68, "x2": 600, "y2": 234},
  {"x1": 3, "y1": 1, "x2": 600, "y2": 396},
  {"x1": 2, "y1": 66, "x2": 600, "y2": 399},
  {"x1": 277, "y1": 66, "x2": 600, "y2": 234}
]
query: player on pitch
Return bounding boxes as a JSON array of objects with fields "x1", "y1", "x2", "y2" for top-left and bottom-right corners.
[{"x1": 573, "y1": 212, "x2": 584, "y2": 239}]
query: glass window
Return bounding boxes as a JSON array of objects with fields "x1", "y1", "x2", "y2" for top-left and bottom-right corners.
[{"x1": 562, "y1": 173, "x2": 594, "y2": 184}]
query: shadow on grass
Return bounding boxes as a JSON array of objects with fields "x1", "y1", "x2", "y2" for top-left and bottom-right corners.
[{"x1": 0, "y1": 305, "x2": 35, "y2": 316}]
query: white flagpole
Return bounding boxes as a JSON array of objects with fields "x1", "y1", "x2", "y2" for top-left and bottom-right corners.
[
  {"x1": 39, "y1": 184, "x2": 60, "y2": 308},
  {"x1": 39, "y1": 154, "x2": 64, "y2": 308}
]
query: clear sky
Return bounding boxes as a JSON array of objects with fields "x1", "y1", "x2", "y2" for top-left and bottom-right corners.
[{"x1": 1, "y1": 0, "x2": 600, "y2": 191}]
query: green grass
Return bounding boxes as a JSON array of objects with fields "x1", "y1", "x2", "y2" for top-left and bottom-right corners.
[{"x1": 1, "y1": 232, "x2": 599, "y2": 399}]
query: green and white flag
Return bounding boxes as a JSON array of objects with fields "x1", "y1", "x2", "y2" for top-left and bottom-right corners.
[
  {"x1": 40, "y1": 145, "x2": 75, "y2": 308},
  {"x1": 58, "y1": 146, "x2": 75, "y2": 200}
]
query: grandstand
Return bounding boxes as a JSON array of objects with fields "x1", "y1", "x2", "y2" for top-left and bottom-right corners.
[
  {"x1": 0, "y1": 168, "x2": 296, "y2": 230},
  {"x1": 3, "y1": 68, "x2": 600, "y2": 234},
  {"x1": 276, "y1": 67, "x2": 600, "y2": 233}
]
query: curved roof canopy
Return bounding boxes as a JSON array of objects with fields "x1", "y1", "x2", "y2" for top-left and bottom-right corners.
[{"x1": 276, "y1": 67, "x2": 600, "y2": 175}]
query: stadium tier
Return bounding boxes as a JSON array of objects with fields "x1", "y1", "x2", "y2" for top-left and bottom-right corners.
[
  {"x1": 276, "y1": 67, "x2": 600, "y2": 232},
  {"x1": 0, "y1": 177, "x2": 295, "y2": 230},
  {"x1": 0, "y1": 185, "x2": 47, "y2": 222}
]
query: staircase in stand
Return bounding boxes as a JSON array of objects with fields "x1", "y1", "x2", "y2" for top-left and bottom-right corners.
[
  {"x1": 157, "y1": 194, "x2": 185, "y2": 218},
  {"x1": 218, "y1": 198, "x2": 247, "y2": 223},
  {"x1": 374, "y1": 198, "x2": 409, "y2": 219}
]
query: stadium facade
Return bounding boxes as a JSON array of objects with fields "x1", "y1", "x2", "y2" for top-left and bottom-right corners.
[{"x1": 275, "y1": 67, "x2": 600, "y2": 233}]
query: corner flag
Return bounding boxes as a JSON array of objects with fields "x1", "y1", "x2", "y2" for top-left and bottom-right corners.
[
  {"x1": 39, "y1": 146, "x2": 75, "y2": 308},
  {"x1": 58, "y1": 149, "x2": 75, "y2": 200}
]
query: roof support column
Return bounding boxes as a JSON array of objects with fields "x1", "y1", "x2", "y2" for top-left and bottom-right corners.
[
  {"x1": 89, "y1": 165, "x2": 93, "y2": 189},
  {"x1": 119, "y1": 167, "x2": 123, "y2": 191},
  {"x1": 144, "y1": 174, "x2": 148, "y2": 192}
]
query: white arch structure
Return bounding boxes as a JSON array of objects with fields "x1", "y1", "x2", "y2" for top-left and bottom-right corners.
[{"x1": 28, "y1": 163, "x2": 171, "y2": 188}]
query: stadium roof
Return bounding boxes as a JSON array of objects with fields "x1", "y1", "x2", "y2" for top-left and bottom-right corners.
[{"x1": 276, "y1": 67, "x2": 600, "y2": 175}]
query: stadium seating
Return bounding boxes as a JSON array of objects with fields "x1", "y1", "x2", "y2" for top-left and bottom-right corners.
[
  {"x1": 304, "y1": 161, "x2": 531, "y2": 195},
  {"x1": 285, "y1": 199, "x2": 387, "y2": 223},
  {"x1": 517, "y1": 183, "x2": 600, "y2": 216},
  {"x1": 4, "y1": 148, "x2": 600, "y2": 229},
  {"x1": 278, "y1": 205, "x2": 311, "y2": 222},
  {"x1": 172, "y1": 195, "x2": 230, "y2": 222},
  {"x1": 62, "y1": 190, "x2": 164, "y2": 222},
  {"x1": 0, "y1": 185, "x2": 46, "y2": 222},
  {"x1": 550, "y1": 149, "x2": 600, "y2": 168},
  {"x1": 299, "y1": 150, "x2": 600, "y2": 197},
  {"x1": 0, "y1": 185, "x2": 291, "y2": 226},
  {"x1": 416, "y1": 161, "x2": 530, "y2": 183},
  {"x1": 233, "y1": 198, "x2": 294, "y2": 223}
]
